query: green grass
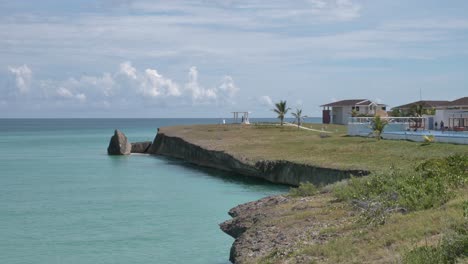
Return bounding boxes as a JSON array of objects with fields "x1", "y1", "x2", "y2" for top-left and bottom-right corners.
[
  {"x1": 334, "y1": 155, "x2": 468, "y2": 212},
  {"x1": 158, "y1": 124, "x2": 468, "y2": 263},
  {"x1": 160, "y1": 124, "x2": 467, "y2": 172},
  {"x1": 403, "y1": 221, "x2": 468, "y2": 264},
  {"x1": 289, "y1": 182, "x2": 318, "y2": 197},
  {"x1": 288, "y1": 192, "x2": 468, "y2": 263}
]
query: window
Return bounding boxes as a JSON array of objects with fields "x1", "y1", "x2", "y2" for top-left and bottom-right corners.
[
  {"x1": 355, "y1": 106, "x2": 360, "y2": 111},
  {"x1": 351, "y1": 106, "x2": 355, "y2": 110},
  {"x1": 382, "y1": 106, "x2": 386, "y2": 110}
]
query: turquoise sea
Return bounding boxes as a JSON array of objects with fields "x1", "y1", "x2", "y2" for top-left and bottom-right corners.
[{"x1": 0, "y1": 118, "x2": 296, "y2": 264}]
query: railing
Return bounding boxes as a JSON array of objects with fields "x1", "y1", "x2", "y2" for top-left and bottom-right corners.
[{"x1": 348, "y1": 117, "x2": 428, "y2": 136}]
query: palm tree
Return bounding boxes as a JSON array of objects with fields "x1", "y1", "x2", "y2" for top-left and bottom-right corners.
[
  {"x1": 410, "y1": 104, "x2": 425, "y2": 128},
  {"x1": 410, "y1": 104, "x2": 424, "y2": 117},
  {"x1": 292, "y1": 108, "x2": 307, "y2": 129},
  {"x1": 273, "y1": 100, "x2": 290, "y2": 126},
  {"x1": 370, "y1": 115, "x2": 388, "y2": 140}
]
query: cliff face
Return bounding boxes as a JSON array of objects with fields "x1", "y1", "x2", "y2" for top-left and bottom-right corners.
[
  {"x1": 144, "y1": 131, "x2": 373, "y2": 263},
  {"x1": 147, "y1": 132, "x2": 260, "y2": 176},
  {"x1": 148, "y1": 132, "x2": 368, "y2": 186}
]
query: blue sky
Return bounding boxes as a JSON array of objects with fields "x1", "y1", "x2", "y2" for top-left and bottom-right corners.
[{"x1": 1, "y1": 0, "x2": 468, "y2": 118}]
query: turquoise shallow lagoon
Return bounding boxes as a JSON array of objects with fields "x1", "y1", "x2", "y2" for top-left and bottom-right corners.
[{"x1": 0, "y1": 119, "x2": 289, "y2": 264}]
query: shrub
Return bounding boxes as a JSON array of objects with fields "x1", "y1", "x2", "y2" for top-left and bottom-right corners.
[
  {"x1": 333, "y1": 155, "x2": 468, "y2": 224},
  {"x1": 289, "y1": 182, "x2": 318, "y2": 197},
  {"x1": 403, "y1": 224, "x2": 468, "y2": 264}
]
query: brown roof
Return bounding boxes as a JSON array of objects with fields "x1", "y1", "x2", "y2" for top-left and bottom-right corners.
[
  {"x1": 448, "y1": 97, "x2": 468, "y2": 107},
  {"x1": 321, "y1": 99, "x2": 380, "y2": 107},
  {"x1": 392, "y1": 100, "x2": 450, "y2": 110}
]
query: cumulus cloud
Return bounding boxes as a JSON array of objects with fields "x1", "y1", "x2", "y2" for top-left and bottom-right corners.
[
  {"x1": 117, "y1": 61, "x2": 181, "y2": 98},
  {"x1": 5, "y1": 62, "x2": 240, "y2": 109},
  {"x1": 185, "y1": 66, "x2": 217, "y2": 103},
  {"x1": 56, "y1": 87, "x2": 87, "y2": 102},
  {"x1": 218, "y1": 75, "x2": 239, "y2": 98},
  {"x1": 80, "y1": 73, "x2": 115, "y2": 97},
  {"x1": 119, "y1": 61, "x2": 137, "y2": 79},
  {"x1": 8, "y1": 65, "x2": 32, "y2": 94},
  {"x1": 141, "y1": 68, "x2": 181, "y2": 97}
]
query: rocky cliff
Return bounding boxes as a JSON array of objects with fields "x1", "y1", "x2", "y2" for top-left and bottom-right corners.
[{"x1": 147, "y1": 132, "x2": 368, "y2": 186}]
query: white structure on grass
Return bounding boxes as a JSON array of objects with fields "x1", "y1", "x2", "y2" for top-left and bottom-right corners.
[{"x1": 232, "y1": 111, "x2": 250, "y2": 124}]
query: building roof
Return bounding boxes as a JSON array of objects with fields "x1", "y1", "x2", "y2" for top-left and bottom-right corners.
[
  {"x1": 392, "y1": 100, "x2": 451, "y2": 110},
  {"x1": 320, "y1": 99, "x2": 385, "y2": 107},
  {"x1": 447, "y1": 97, "x2": 468, "y2": 107}
]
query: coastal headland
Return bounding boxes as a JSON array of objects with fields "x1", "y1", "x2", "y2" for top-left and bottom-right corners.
[{"x1": 113, "y1": 123, "x2": 468, "y2": 263}]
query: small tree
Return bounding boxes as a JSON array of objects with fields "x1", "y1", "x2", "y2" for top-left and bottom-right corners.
[
  {"x1": 273, "y1": 100, "x2": 290, "y2": 126},
  {"x1": 369, "y1": 115, "x2": 388, "y2": 140},
  {"x1": 410, "y1": 104, "x2": 424, "y2": 117},
  {"x1": 390, "y1": 108, "x2": 402, "y2": 117},
  {"x1": 291, "y1": 108, "x2": 307, "y2": 129}
]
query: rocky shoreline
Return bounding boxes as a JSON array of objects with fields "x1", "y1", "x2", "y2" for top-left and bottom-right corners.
[
  {"x1": 107, "y1": 129, "x2": 369, "y2": 263},
  {"x1": 147, "y1": 132, "x2": 368, "y2": 186}
]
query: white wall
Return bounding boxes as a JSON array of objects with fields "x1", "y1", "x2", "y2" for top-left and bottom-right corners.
[
  {"x1": 435, "y1": 109, "x2": 464, "y2": 128},
  {"x1": 332, "y1": 107, "x2": 343, "y2": 124}
]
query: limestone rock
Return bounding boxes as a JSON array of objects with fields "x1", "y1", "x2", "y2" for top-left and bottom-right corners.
[
  {"x1": 107, "y1": 129, "x2": 132, "y2": 155},
  {"x1": 131, "y1": 141, "x2": 152, "y2": 153}
]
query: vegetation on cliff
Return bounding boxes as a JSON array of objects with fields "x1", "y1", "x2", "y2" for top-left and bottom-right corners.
[
  {"x1": 158, "y1": 123, "x2": 467, "y2": 172},
  {"x1": 155, "y1": 124, "x2": 467, "y2": 263},
  {"x1": 252, "y1": 155, "x2": 468, "y2": 263}
]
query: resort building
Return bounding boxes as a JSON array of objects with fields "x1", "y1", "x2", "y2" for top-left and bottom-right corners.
[
  {"x1": 391, "y1": 100, "x2": 450, "y2": 116},
  {"x1": 345, "y1": 96, "x2": 468, "y2": 145},
  {"x1": 434, "y1": 97, "x2": 468, "y2": 131},
  {"x1": 321, "y1": 99, "x2": 387, "y2": 125}
]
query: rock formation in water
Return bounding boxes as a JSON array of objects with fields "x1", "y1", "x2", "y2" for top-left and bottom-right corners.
[
  {"x1": 107, "y1": 129, "x2": 132, "y2": 155},
  {"x1": 131, "y1": 141, "x2": 152, "y2": 153}
]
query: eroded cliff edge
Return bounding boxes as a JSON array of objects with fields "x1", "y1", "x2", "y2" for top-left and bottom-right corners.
[{"x1": 147, "y1": 132, "x2": 368, "y2": 186}]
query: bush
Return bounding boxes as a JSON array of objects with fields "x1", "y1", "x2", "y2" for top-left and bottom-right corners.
[
  {"x1": 333, "y1": 155, "x2": 468, "y2": 224},
  {"x1": 403, "y1": 224, "x2": 468, "y2": 264},
  {"x1": 289, "y1": 182, "x2": 318, "y2": 197}
]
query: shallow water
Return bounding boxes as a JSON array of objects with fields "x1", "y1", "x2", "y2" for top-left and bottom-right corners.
[{"x1": 0, "y1": 118, "x2": 290, "y2": 264}]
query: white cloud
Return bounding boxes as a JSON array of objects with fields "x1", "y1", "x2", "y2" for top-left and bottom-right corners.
[
  {"x1": 81, "y1": 73, "x2": 115, "y2": 97},
  {"x1": 56, "y1": 87, "x2": 87, "y2": 102},
  {"x1": 259, "y1": 95, "x2": 274, "y2": 107},
  {"x1": 185, "y1": 66, "x2": 217, "y2": 103},
  {"x1": 5, "y1": 62, "x2": 240, "y2": 109},
  {"x1": 119, "y1": 61, "x2": 137, "y2": 79},
  {"x1": 218, "y1": 75, "x2": 239, "y2": 98},
  {"x1": 140, "y1": 68, "x2": 181, "y2": 97},
  {"x1": 56, "y1": 87, "x2": 73, "y2": 98},
  {"x1": 8, "y1": 64, "x2": 32, "y2": 94}
]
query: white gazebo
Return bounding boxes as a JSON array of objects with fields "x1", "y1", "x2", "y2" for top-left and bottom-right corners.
[{"x1": 232, "y1": 111, "x2": 251, "y2": 124}]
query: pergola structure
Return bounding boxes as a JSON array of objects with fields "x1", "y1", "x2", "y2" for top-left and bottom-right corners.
[
  {"x1": 232, "y1": 111, "x2": 250, "y2": 124},
  {"x1": 448, "y1": 111, "x2": 468, "y2": 131}
]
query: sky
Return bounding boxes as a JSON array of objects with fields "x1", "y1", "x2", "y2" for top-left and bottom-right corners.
[{"x1": 1, "y1": 0, "x2": 468, "y2": 118}]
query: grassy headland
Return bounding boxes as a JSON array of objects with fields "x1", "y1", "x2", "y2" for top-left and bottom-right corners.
[
  {"x1": 159, "y1": 123, "x2": 467, "y2": 172},
  {"x1": 157, "y1": 123, "x2": 467, "y2": 263}
]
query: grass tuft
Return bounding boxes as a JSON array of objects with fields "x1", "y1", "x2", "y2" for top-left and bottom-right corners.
[{"x1": 289, "y1": 182, "x2": 318, "y2": 197}]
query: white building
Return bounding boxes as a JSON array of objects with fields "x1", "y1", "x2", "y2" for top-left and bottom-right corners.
[
  {"x1": 435, "y1": 97, "x2": 468, "y2": 130},
  {"x1": 321, "y1": 99, "x2": 387, "y2": 125}
]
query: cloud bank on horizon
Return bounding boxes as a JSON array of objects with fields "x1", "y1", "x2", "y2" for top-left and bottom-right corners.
[{"x1": 1, "y1": 0, "x2": 468, "y2": 117}]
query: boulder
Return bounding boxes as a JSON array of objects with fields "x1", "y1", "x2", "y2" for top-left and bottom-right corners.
[
  {"x1": 107, "y1": 129, "x2": 132, "y2": 155},
  {"x1": 131, "y1": 141, "x2": 152, "y2": 153}
]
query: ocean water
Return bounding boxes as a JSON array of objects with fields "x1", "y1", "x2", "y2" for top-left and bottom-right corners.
[{"x1": 0, "y1": 118, "x2": 293, "y2": 264}]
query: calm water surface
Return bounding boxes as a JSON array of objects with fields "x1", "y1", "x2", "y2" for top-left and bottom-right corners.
[{"x1": 0, "y1": 118, "x2": 293, "y2": 264}]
